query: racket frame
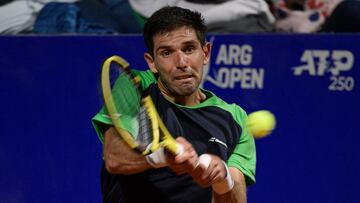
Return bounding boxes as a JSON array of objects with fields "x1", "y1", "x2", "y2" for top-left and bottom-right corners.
[{"x1": 101, "y1": 55, "x2": 179, "y2": 155}]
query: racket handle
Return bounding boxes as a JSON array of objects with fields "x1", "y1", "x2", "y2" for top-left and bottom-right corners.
[
  {"x1": 146, "y1": 143, "x2": 184, "y2": 168},
  {"x1": 162, "y1": 139, "x2": 183, "y2": 155},
  {"x1": 145, "y1": 147, "x2": 167, "y2": 168}
]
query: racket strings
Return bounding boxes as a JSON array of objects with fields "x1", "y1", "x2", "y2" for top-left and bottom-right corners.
[
  {"x1": 136, "y1": 106, "x2": 153, "y2": 151},
  {"x1": 109, "y1": 63, "x2": 154, "y2": 152},
  {"x1": 109, "y1": 63, "x2": 142, "y2": 139},
  {"x1": 111, "y1": 66, "x2": 140, "y2": 116}
]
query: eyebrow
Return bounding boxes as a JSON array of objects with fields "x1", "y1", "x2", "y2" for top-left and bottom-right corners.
[{"x1": 155, "y1": 40, "x2": 199, "y2": 53}]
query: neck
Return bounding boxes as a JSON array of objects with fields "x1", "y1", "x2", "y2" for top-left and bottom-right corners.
[
  {"x1": 164, "y1": 89, "x2": 206, "y2": 106},
  {"x1": 157, "y1": 77, "x2": 206, "y2": 106},
  {"x1": 158, "y1": 82, "x2": 206, "y2": 106}
]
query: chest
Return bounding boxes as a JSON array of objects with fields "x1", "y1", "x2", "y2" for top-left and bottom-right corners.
[{"x1": 151, "y1": 88, "x2": 242, "y2": 160}]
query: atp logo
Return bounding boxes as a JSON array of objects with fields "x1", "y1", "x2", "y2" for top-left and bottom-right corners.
[{"x1": 292, "y1": 50, "x2": 355, "y2": 91}]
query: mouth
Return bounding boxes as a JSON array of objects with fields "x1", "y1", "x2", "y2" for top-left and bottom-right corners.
[{"x1": 175, "y1": 75, "x2": 193, "y2": 80}]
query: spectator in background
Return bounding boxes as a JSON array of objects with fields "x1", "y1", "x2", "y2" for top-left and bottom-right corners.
[
  {"x1": 0, "y1": 0, "x2": 79, "y2": 34},
  {"x1": 128, "y1": 0, "x2": 276, "y2": 33},
  {"x1": 273, "y1": 0, "x2": 360, "y2": 33},
  {"x1": 3, "y1": 0, "x2": 275, "y2": 34},
  {"x1": 0, "y1": 0, "x2": 142, "y2": 34},
  {"x1": 33, "y1": 0, "x2": 141, "y2": 34},
  {"x1": 320, "y1": 0, "x2": 360, "y2": 32},
  {"x1": 272, "y1": 0, "x2": 328, "y2": 32}
]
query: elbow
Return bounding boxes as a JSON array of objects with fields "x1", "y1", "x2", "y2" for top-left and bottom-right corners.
[
  {"x1": 105, "y1": 161, "x2": 118, "y2": 174},
  {"x1": 103, "y1": 152, "x2": 139, "y2": 175}
]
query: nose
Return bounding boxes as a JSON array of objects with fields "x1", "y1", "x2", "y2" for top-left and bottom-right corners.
[{"x1": 175, "y1": 51, "x2": 188, "y2": 69}]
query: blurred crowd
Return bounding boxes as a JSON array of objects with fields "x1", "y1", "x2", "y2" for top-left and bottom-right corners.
[
  {"x1": 272, "y1": 0, "x2": 360, "y2": 32},
  {"x1": 0, "y1": 0, "x2": 359, "y2": 34}
]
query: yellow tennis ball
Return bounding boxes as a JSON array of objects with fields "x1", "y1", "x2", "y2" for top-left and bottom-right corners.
[{"x1": 247, "y1": 110, "x2": 276, "y2": 139}]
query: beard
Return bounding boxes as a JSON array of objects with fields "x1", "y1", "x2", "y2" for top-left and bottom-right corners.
[{"x1": 158, "y1": 69, "x2": 202, "y2": 97}]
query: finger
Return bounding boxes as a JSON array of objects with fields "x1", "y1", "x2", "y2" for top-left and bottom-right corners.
[
  {"x1": 193, "y1": 164, "x2": 212, "y2": 186},
  {"x1": 192, "y1": 164, "x2": 206, "y2": 179},
  {"x1": 208, "y1": 166, "x2": 221, "y2": 184},
  {"x1": 198, "y1": 154, "x2": 212, "y2": 179},
  {"x1": 209, "y1": 161, "x2": 227, "y2": 184},
  {"x1": 201, "y1": 158, "x2": 224, "y2": 185},
  {"x1": 175, "y1": 148, "x2": 197, "y2": 164},
  {"x1": 175, "y1": 136, "x2": 187, "y2": 143}
]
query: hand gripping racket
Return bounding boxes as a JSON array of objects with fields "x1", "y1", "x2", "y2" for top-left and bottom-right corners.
[{"x1": 101, "y1": 55, "x2": 182, "y2": 156}]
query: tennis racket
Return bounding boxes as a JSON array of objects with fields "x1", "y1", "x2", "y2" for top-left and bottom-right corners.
[{"x1": 101, "y1": 55, "x2": 182, "y2": 156}]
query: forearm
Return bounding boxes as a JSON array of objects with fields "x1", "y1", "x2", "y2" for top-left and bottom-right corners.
[
  {"x1": 103, "y1": 127, "x2": 152, "y2": 175},
  {"x1": 212, "y1": 167, "x2": 247, "y2": 203}
]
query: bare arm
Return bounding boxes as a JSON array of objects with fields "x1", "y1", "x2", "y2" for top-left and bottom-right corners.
[
  {"x1": 103, "y1": 127, "x2": 152, "y2": 175},
  {"x1": 103, "y1": 127, "x2": 198, "y2": 175},
  {"x1": 212, "y1": 167, "x2": 247, "y2": 203}
]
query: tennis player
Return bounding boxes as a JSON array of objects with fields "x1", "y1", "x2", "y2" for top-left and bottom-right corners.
[{"x1": 92, "y1": 6, "x2": 256, "y2": 203}]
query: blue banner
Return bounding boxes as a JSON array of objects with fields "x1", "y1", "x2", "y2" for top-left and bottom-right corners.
[{"x1": 0, "y1": 34, "x2": 359, "y2": 203}]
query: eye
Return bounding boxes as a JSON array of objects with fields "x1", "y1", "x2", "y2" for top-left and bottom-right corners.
[
  {"x1": 184, "y1": 46, "x2": 195, "y2": 54},
  {"x1": 160, "y1": 50, "x2": 171, "y2": 57}
]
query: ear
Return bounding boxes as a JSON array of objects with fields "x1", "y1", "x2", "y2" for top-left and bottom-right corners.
[
  {"x1": 144, "y1": 53, "x2": 158, "y2": 73},
  {"x1": 203, "y1": 42, "x2": 211, "y2": 65}
]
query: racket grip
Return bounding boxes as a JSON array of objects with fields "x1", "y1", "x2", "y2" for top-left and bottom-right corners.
[{"x1": 145, "y1": 147, "x2": 167, "y2": 168}]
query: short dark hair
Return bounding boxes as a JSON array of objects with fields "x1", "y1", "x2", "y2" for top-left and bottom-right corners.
[{"x1": 143, "y1": 6, "x2": 207, "y2": 56}]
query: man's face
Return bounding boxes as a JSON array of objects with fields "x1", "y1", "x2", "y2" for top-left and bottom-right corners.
[{"x1": 144, "y1": 26, "x2": 210, "y2": 97}]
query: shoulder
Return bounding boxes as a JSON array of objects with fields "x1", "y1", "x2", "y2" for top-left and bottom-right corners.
[
  {"x1": 201, "y1": 90, "x2": 256, "y2": 185},
  {"x1": 201, "y1": 89, "x2": 247, "y2": 127}
]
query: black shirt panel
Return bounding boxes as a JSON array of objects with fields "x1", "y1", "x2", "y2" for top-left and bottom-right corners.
[{"x1": 149, "y1": 83, "x2": 242, "y2": 160}]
